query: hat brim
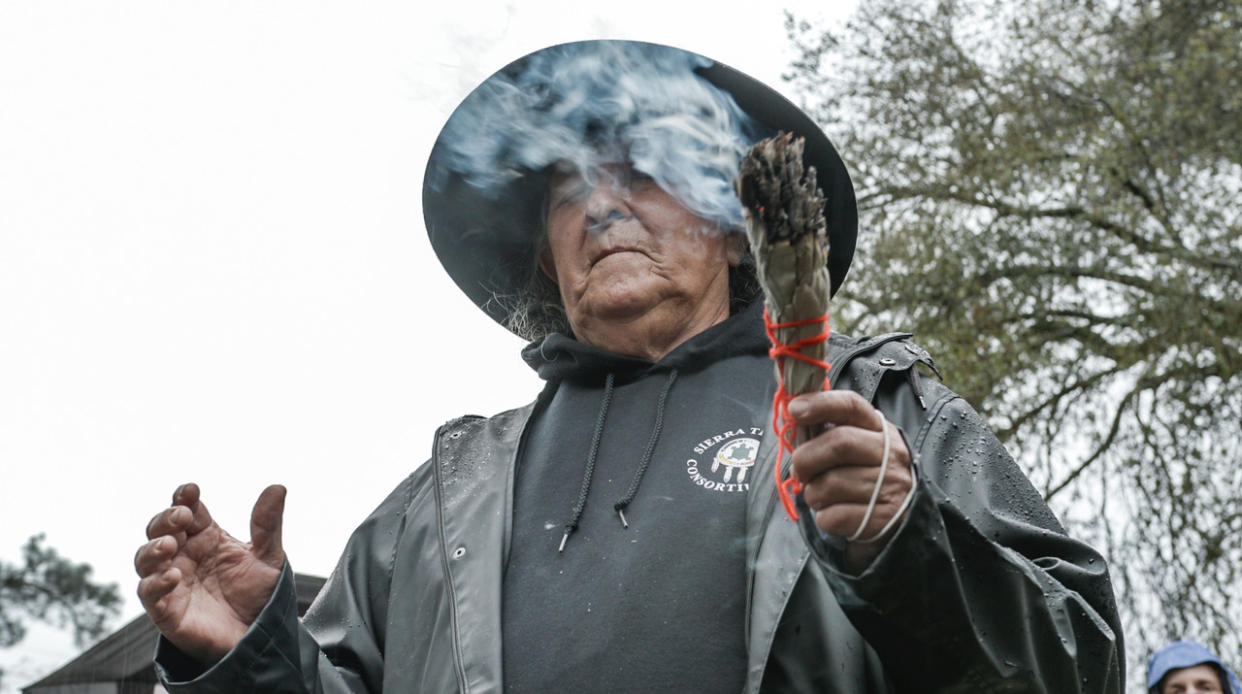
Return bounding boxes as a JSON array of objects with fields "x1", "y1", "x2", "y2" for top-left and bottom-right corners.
[{"x1": 422, "y1": 40, "x2": 857, "y2": 333}]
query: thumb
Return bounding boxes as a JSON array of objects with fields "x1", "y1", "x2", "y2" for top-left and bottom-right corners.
[{"x1": 250, "y1": 484, "x2": 286, "y2": 567}]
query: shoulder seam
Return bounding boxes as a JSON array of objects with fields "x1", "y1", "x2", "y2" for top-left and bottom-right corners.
[{"x1": 914, "y1": 391, "x2": 962, "y2": 453}]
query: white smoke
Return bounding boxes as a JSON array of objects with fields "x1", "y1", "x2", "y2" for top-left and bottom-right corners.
[{"x1": 428, "y1": 41, "x2": 766, "y2": 231}]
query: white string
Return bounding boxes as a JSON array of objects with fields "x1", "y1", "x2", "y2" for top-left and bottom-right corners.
[
  {"x1": 854, "y1": 462, "x2": 917, "y2": 545},
  {"x1": 853, "y1": 409, "x2": 919, "y2": 545},
  {"x1": 846, "y1": 409, "x2": 891, "y2": 542}
]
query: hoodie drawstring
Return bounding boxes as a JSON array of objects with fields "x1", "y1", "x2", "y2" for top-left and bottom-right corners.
[
  {"x1": 614, "y1": 369, "x2": 678, "y2": 528},
  {"x1": 560, "y1": 373, "x2": 616, "y2": 552},
  {"x1": 559, "y1": 369, "x2": 678, "y2": 552}
]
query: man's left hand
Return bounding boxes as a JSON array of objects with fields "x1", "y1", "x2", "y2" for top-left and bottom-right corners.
[{"x1": 787, "y1": 390, "x2": 914, "y2": 572}]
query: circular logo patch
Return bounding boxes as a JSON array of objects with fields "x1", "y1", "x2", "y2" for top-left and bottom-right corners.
[{"x1": 685, "y1": 428, "x2": 762, "y2": 493}]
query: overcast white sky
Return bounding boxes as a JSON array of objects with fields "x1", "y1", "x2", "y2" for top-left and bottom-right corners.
[{"x1": 0, "y1": 1, "x2": 856, "y2": 688}]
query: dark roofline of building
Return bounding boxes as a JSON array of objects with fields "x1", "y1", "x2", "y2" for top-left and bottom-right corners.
[{"x1": 23, "y1": 573, "x2": 326, "y2": 692}]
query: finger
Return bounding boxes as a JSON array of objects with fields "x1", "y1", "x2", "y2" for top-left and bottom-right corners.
[
  {"x1": 137, "y1": 566, "x2": 183, "y2": 613},
  {"x1": 173, "y1": 482, "x2": 217, "y2": 535},
  {"x1": 134, "y1": 535, "x2": 179, "y2": 577},
  {"x1": 172, "y1": 482, "x2": 199, "y2": 507},
  {"x1": 819, "y1": 496, "x2": 910, "y2": 539},
  {"x1": 250, "y1": 484, "x2": 286, "y2": 566},
  {"x1": 801, "y1": 466, "x2": 885, "y2": 510},
  {"x1": 801, "y1": 464, "x2": 913, "y2": 512},
  {"x1": 787, "y1": 390, "x2": 884, "y2": 431},
  {"x1": 813, "y1": 498, "x2": 910, "y2": 540},
  {"x1": 145, "y1": 505, "x2": 193, "y2": 541},
  {"x1": 812, "y1": 502, "x2": 874, "y2": 538},
  {"x1": 791, "y1": 423, "x2": 907, "y2": 483}
]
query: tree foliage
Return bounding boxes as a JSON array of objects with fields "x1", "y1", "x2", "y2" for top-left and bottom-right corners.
[
  {"x1": 0, "y1": 534, "x2": 120, "y2": 686},
  {"x1": 786, "y1": 0, "x2": 1242, "y2": 680}
]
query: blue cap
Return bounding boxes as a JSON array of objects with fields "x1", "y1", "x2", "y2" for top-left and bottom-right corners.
[{"x1": 1148, "y1": 640, "x2": 1241, "y2": 693}]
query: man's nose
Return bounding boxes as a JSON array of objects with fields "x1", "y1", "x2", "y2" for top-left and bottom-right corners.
[{"x1": 584, "y1": 185, "x2": 632, "y2": 234}]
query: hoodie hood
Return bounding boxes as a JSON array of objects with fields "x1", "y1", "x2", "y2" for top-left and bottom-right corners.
[
  {"x1": 1148, "y1": 640, "x2": 1241, "y2": 693},
  {"x1": 521, "y1": 299, "x2": 769, "y2": 383}
]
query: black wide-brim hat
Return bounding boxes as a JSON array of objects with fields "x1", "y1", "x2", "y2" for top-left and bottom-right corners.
[{"x1": 423, "y1": 40, "x2": 857, "y2": 334}]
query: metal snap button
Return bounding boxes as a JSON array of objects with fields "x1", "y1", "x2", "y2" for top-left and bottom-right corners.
[{"x1": 878, "y1": 357, "x2": 896, "y2": 366}]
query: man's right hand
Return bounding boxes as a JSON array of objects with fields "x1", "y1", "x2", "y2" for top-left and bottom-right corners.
[{"x1": 135, "y1": 483, "x2": 287, "y2": 665}]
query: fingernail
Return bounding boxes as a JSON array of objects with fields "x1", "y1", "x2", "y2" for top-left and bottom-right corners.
[{"x1": 787, "y1": 399, "x2": 808, "y2": 419}]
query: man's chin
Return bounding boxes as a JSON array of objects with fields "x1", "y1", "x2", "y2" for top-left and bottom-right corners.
[
  {"x1": 574, "y1": 296, "x2": 661, "y2": 324},
  {"x1": 569, "y1": 283, "x2": 670, "y2": 325}
]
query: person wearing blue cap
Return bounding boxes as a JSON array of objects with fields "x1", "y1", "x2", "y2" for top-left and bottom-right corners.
[{"x1": 1149, "y1": 641, "x2": 1241, "y2": 694}]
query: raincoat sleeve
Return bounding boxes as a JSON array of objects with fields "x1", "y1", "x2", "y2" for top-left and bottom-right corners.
[
  {"x1": 800, "y1": 369, "x2": 1125, "y2": 693},
  {"x1": 154, "y1": 468, "x2": 423, "y2": 694}
]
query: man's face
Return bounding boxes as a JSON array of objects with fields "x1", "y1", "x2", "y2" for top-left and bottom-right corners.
[
  {"x1": 541, "y1": 164, "x2": 741, "y2": 346},
  {"x1": 1162, "y1": 664, "x2": 1225, "y2": 694}
]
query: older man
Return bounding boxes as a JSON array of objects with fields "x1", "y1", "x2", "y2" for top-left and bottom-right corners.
[{"x1": 135, "y1": 41, "x2": 1123, "y2": 692}]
